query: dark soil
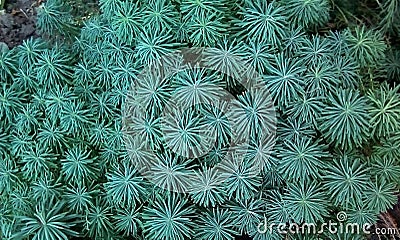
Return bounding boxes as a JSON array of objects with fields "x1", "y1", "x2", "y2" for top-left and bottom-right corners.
[
  {"x1": 0, "y1": 0, "x2": 39, "y2": 48},
  {"x1": 370, "y1": 195, "x2": 400, "y2": 240}
]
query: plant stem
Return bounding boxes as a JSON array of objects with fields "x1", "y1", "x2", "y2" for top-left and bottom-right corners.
[{"x1": 0, "y1": 0, "x2": 5, "y2": 10}]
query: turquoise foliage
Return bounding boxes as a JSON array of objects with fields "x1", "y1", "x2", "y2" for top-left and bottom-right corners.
[{"x1": 0, "y1": 0, "x2": 400, "y2": 239}]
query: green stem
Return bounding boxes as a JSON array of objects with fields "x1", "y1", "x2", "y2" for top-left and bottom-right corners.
[{"x1": 0, "y1": 0, "x2": 5, "y2": 10}]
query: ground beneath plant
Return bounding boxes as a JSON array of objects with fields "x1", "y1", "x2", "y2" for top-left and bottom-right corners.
[{"x1": 0, "y1": 0, "x2": 39, "y2": 49}]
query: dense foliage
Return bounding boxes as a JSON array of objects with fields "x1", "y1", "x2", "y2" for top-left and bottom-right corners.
[{"x1": 1, "y1": 0, "x2": 400, "y2": 239}]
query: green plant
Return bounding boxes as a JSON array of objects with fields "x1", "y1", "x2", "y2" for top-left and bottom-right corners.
[
  {"x1": 280, "y1": 0, "x2": 331, "y2": 29},
  {"x1": 0, "y1": 84, "x2": 24, "y2": 124},
  {"x1": 319, "y1": 89, "x2": 371, "y2": 149},
  {"x1": 332, "y1": 54, "x2": 360, "y2": 88},
  {"x1": 113, "y1": 207, "x2": 141, "y2": 236},
  {"x1": 0, "y1": 50, "x2": 17, "y2": 81},
  {"x1": 379, "y1": 0, "x2": 400, "y2": 34},
  {"x1": 17, "y1": 38, "x2": 46, "y2": 66},
  {"x1": 61, "y1": 146, "x2": 98, "y2": 184},
  {"x1": 345, "y1": 26, "x2": 387, "y2": 68},
  {"x1": 323, "y1": 156, "x2": 369, "y2": 208},
  {"x1": 221, "y1": 154, "x2": 262, "y2": 200},
  {"x1": 180, "y1": 0, "x2": 227, "y2": 18},
  {"x1": 1, "y1": 0, "x2": 400, "y2": 239},
  {"x1": 201, "y1": 102, "x2": 232, "y2": 145},
  {"x1": 187, "y1": 11, "x2": 228, "y2": 46},
  {"x1": 18, "y1": 199, "x2": 80, "y2": 240},
  {"x1": 36, "y1": 48, "x2": 74, "y2": 88},
  {"x1": 367, "y1": 83, "x2": 400, "y2": 138},
  {"x1": 143, "y1": 193, "x2": 195, "y2": 240},
  {"x1": 369, "y1": 154, "x2": 400, "y2": 185},
  {"x1": 36, "y1": 0, "x2": 77, "y2": 37},
  {"x1": 242, "y1": 41, "x2": 275, "y2": 74},
  {"x1": 304, "y1": 60, "x2": 338, "y2": 95},
  {"x1": 150, "y1": 152, "x2": 192, "y2": 192},
  {"x1": 283, "y1": 180, "x2": 329, "y2": 223},
  {"x1": 365, "y1": 178, "x2": 398, "y2": 213},
  {"x1": 264, "y1": 53, "x2": 304, "y2": 109},
  {"x1": 85, "y1": 197, "x2": 114, "y2": 238},
  {"x1": 63, "y1": 183, "x2": 96, "y2": 213},
  {"x1": 298, "y1": 35, "x2": 332, "y2": 65},
  {"x1": 235, "y1": 0, "x2": 287, "y2": 46},
  {"x1": 104, "y1": 162, "x2": 145, "y2": 207},
  {"x1": 0, "y1": 158, "x2": 18, "y2": 195},
  {"x1": 386, "y1": 49, "x2": 400, "y2": 80},
  {"x1": 19, "y1": 145, "x2": 57, "y2": 181},
  {"x1": 278, "y1": 137, "x2": 328, "y2": 181},
  {"x1": 278, "y1": 118, "x2": 316, "y2": 140},
  {"x1": 189, "y1": 167, "x2": 227, "y2": 207},
  {"x1": 111, "y1": 1, "x2": 142, "y2": 45},
  {"x1": 285, "y1": 93, "x2": 323, "y2": 126},
  {"x1": 229, "y1": 86, "x2": 276, "y2": 140},
  {"x1": 228, "y1": 198, "x2": 265, "y2": 234},
  {"x1": 172, "y1": 67, "x2": 224, "y2": 108},
  {"x1": 195, "y1": 207, "x2": 238, "y2": 240},
  {"x1": 135, "y1": 30, "x2": 179, "y2": 67},
  {"x1": 143, "y1": 0, "x2": 179, "y2": 32}
]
